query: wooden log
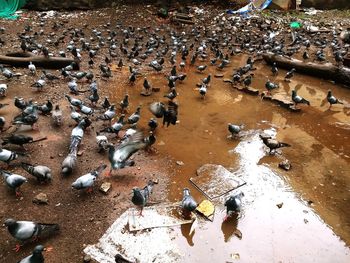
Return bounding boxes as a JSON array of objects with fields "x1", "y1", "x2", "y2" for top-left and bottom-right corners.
[
  {"x1": 262, "y1": 53, "x2": 350, "y2": 87},
  {"x1": 0, "y1": 53, "x2": 79, "y2": 70}
]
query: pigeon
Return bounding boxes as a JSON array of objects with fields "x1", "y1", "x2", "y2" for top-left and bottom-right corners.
[
  {"x1": 271, "y1": 62, "x2": 278, "y2": 75},
  {"x1": 106, "y1": 131, "x2": 154, "y2": 175},
  {"x1": 164, "y1": 88, "x2": 177, "y2": 100},
  {"x1": 37, "y1": 100, "x2": 53, "y2": 115},
  {"x1": 224, "y1": 191, "x2": 244, "y2": 221},
  {"x1": 170, "y1": 65, "x2": 177, "y2": 76},
  {"x1": 97, "y1": 105, "x2": 116, "y2": 122},
  {"x1": 30, "y1": 76, "x2": 46, "y2": 91},
  {"x1": 68, "y1": 78, "x2": 79, "y2": 94},
  {"x1": 65, "y1": 95, "x2": 83, "y2": 107},
  {"x1": 181, "y1": 188, "x2": 198, "y2": 218},
  {"x1": 96, "y1": 132, "x2": 108, "y2": 153},
  {"x1": 243, "y1": 74, "x2": 252, "y2": 88},
  {"x1": 118, "y1": 95, "x2": 129, "y2": 113},
  {"x1": 132, "y1": 180, "x2": 154, "y2": 216},
  {"x1": 42, "y1": 70, "x2": 59, "y2": 81},
  {"x1": 4, "y1": 218, "x2": 59, "y2": 252},
  {"x1": 71, "y1": 164, "x2": 107, "y2": 192},
  {"x1": 1, "y1": 169, "x2": 27, "y2": 196},
  {"x1": 228, "y1": 123, "x2": 244, "y2": 138},
  {"x1": 149, "y1": 102, "x2": 165, "y2": 118},
  {"x1": 28, "y1": 62, "x2": 36, "y2": 75},
  {"x1": 260, "y1": 134, "x2": 291, "y2": 154},
  {"x1": 51, "y1": 105, "x2": 63, "y2": 126},
  {"x1": 202, "y1": 74, "x2": 211, "y2": 85},
  {"x1": 0, "y1": 148, "x2": 21, "y2": 164},
  {"x1": 12, "y1": 106, "x2": 39, "y2": 130},
  {"x1": 21, "y1": 163, "x2": 52, "y2": 183},
  {"x1": 102, "y1": 97, "x2": 111, "y2": 110},
  {"x1": 2, "y1": 134, "x2": 33, "y2": 148},
  {"x1": 327, "y1": 90, "x2": 343, "y2": 107},
  {"x1": 0, "y1": 83, "x2": 7, "y2": 97},
  {"x1": 14, "y1": 97, "x2": 28, "y2": 110},
  {"x1": 77, "y1": 104, "x2": 94, "y2": 116},
  {"x1": 292, "y1": 90, "x2": 310, "y2": 106},
  {"x1": 127, "y1": 106, "x2": 141, "y2": 126},
  {"x1": 285, "y1": 68, "x2": 296, "y2": 82},
  {"x1": 100, "y1": 114, "x2": 125, "y2": 135},
  {"x1": 199, "y1": 84, "x2": 207, "y2": 99},
  {"x1": 69, "y1": 105, "x2": 82, "y2": 123},
  {"x1": 265, "y1": 80, "x2": 279, "y2": 95},
  {"x1": 17, "y1": 245, "x2": 45, "y2": 263},
  {"x1": 148, "y1": 118, "x2": 158, "y2": 131},
  {"x1": 197, "y1": 65, "x2": 207, "y2": 73},
  {"x1": 163, "y1": 101, "x2": 178, "y2": 127},
  {"x1": 61, "y1": 137, "x2": 79, "y2": 176},
  {"x1": 88, "y1": 89, "x2": 99, "y2": 105}
]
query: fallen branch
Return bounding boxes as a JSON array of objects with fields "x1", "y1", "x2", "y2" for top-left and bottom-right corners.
[
  {"x1": 0, "y1": 52, "x2": 79, "y2": 70},
  {"x1": 29, "y1": 136, "x2": 48, "y2": 143},
  {"x1": 262, "y1": 53, "x2": 350, "y2": 87}
]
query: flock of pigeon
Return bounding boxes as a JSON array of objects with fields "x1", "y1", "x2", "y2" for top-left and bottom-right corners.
[{"x1": 0, "y1": 6, "x2": 348, "y2": 262}]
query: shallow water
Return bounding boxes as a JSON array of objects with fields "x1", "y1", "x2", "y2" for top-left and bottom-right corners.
[{"x1": 109, "y1": 53, "x2": 350, "y2": 261}]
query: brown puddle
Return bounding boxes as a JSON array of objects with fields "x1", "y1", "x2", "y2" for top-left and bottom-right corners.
[{"x1": 108, "y1": 54, "x2": 350, "y2": 261}]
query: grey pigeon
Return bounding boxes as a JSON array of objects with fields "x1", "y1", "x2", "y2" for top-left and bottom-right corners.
[
  {"x1": 21, "y1": 163, "x2": 52, "y2": 183},
  {"x1": 292, "y1": 90, "x2": 310, "y2": 106},
  {"x1": 327, "y1": 90, "x2": 343, "y2": 107},
  {"x1": 228, "y1": 123, "x2": 244, "y2": 138},
  {"x1": 260, "y1": 134, "x2": 291, "y2": 154},
  {"x1": 72, "y1": 164, "x2": 107, "y2": 192},
  {"x1": 181, "y1": 188, "x2": 198, "y2": 218},
  {"x1": 1, "y1": 169, "x2": 27, "y2": 196},
  {"x1": 0, "y1": 148, "x2": 20, "y2": 164},
  {"x1": 4, "y1": 218, "x2": 59, "y2": 251},
  {"x1": 106, "y1": 132, "x2": 154, "y2": 175},
  {"x1": 224, "y1": 191, "x2": 244, "y2": 221},
  {"x1": 17, "y1": 245, "x2": 45, "y2": 263},
  {"x1": 127, "y1": 105, "x2": 141, "y2": 126},
  {"x1": 131, "y1": 180, "x2": 154, "y2": 216}
]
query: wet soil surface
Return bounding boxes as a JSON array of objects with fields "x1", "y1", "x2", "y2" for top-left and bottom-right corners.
[{"x1": 0, "y1": 4, "x2": 349, "y2": 263}]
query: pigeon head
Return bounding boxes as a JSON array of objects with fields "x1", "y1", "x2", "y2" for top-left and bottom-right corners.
[
  {"x1": 4, "y1": 218, "x2": 16, "y2": 227},
  {"x1": 183, "y1": 188, "x2": 190, "y2": 196},
  {"x1": 33, "y1": 245, "x2": 45, "y2": 254}
]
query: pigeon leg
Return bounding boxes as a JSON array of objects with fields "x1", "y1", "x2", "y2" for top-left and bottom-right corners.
[
  {"x1": 45, "y1": 246, "x2": 53, "y2": 252},
  {"x1": 15, "y1": 190, "x2": 22, "y2": 198},
  {"x1": 13, "y1": 244, "x2": 22, "y2": 252},
  {"x1": 223, "y1": 215, "x2": 228, "y2": 222},
  {"x1": 86, "y1": 187, "x2": 93, "y2": 193},
  {"x1": 138, "y1": 207, "x2": 144, "y2": 217},
  {"x1": 105, "y1": 168, "x2": 112, "y2": 177}
]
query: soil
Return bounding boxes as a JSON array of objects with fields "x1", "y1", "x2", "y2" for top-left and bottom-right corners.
[{"x1": 0, "y1": 4, "x2": 349, "y2": 263}]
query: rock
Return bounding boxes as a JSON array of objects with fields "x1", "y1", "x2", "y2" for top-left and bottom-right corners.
[
  {"x1": 276, "y1": 202, "x2": 283, "y2": 209},
  {"x1": 279, "y1": 159, "x2": 291, "y2": 171},
  {"x1": 77, "y1": 150, "x2": 84, "y2": 156},
  {"x1": 223, "y1": 78, "x2": 233, "y2": 83},
  {"x1": 83, "y1": 254, "x2": 91, "y2": 262},
  {"x1": 214, "y1": 74, "x2": 224, "y2": 78},
  {"x1": 32, "y1": 193, "x2": 48, "y2": 205},
  {"x1": 99, "y1": 182, "x2": 111, "y2": 194},
  {"x1": 176, "y1": 161, "x2": 184, "y2": 166}
]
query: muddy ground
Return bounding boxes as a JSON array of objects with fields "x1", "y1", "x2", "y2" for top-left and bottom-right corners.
[{"x1": 0, "y1": 4, "x2": 349, "y2": 263}]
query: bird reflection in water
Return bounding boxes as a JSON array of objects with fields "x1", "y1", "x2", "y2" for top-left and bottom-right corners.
[
  {"x1": 221, "y1": 213, "x2": 241, "y2": 243},
  {"x1": 181, "y1": 222, "x2": 195, "y2": 246}
]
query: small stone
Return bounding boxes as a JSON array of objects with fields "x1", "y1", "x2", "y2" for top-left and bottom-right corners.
[
  {"x1": 276, "y1": 202, "x2": 283, "y2": 209},
  {"x1": 33, "y1": 193, "x2": 48, "y2": 205},
  {"x1": 223, "y1": 78, "x2": 233, "y2": 83},
  {"x1": 77, "y1": 150, "x2": 84, "y2": 156},
  {"x1": 279, "y1": 160, "x2": 291, "y2": 171},
  {"x1": 99, "y1": 182, "x2": 111, "y2": 194},
  {"x1": 58, "y1": 153, "x2": 63, "y2": 157},
  {"x1": 83, "y1": 255, "x2": 91, "y2": 262},
  {"x1": 89, "y1": 217, "x2": 94, "y2": 222},
  {"x1": 176, "y1": 161, "x2": 184, "y2": 166},
  {"x1": 214, "y1": 74, "x2": 224, "y2": 78}
]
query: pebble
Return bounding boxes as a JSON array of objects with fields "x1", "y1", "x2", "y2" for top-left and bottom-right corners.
[
  {"x1": 99, "y1": 182, "x2": 111, "y2": 194},
  {"x1": 176, "y1": 161, "x2": 184, "y2": 166},
  {"x1": 33, "y1": 193, "x2": 48, "y2": 205},
  {"x1": 83, "y1": 254, "x2": 91, "y2": 262}
]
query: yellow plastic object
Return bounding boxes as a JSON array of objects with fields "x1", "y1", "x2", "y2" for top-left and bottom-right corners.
[{"x1": 196, "y1": 200, "x2": 215, "y2": 221}]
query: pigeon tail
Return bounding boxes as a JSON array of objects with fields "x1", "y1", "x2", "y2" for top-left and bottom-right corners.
[{"x1": 38, "y1": 223, "x2": 60, "y2": 238}]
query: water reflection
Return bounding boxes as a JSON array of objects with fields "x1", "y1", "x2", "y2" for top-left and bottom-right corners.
[{"x1": 221, "y1": 213, "x2": 239, "y2": 243}]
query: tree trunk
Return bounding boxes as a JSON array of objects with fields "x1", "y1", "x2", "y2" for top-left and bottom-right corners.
[
  {"x1": 263, "y1": 53, "x2": 350, "y2": 87},
  {"x1": 0, "y1": 53, "x2": 79, "y2": 70}
]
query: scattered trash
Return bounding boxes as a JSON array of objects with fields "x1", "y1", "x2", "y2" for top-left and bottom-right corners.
[
  {"x1": 99, "y1": 182, "x2": 111, "y2": 194},
  {"x1": 279, "y1": 159, "x2": 291, "y2": 171},
  {"x1": 32, "y1": 193, "x2": 48, "y2": 205},
  {"x1": 290, "y1": 21, "x2": 301, "y2": 29},
  {"x1": 276, "y1": 202, "x2": 283, "y2": 209},
  {"x1": 191, "y1": 164, "x2": 246, "y2": 200},
  {"x1": 196, "y1": 200, "x2": 215, "y2": 221},
  {"x1": 128, "y1": 204, "x2": 193, "y2": 232},
  {"x1": 230, "y1": 253, "x2": 240, "y2": 260}
]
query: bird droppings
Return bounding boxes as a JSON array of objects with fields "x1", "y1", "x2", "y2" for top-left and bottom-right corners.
[{"x1": 32, "y1": 192, "x2": 49, "y2": 205}]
